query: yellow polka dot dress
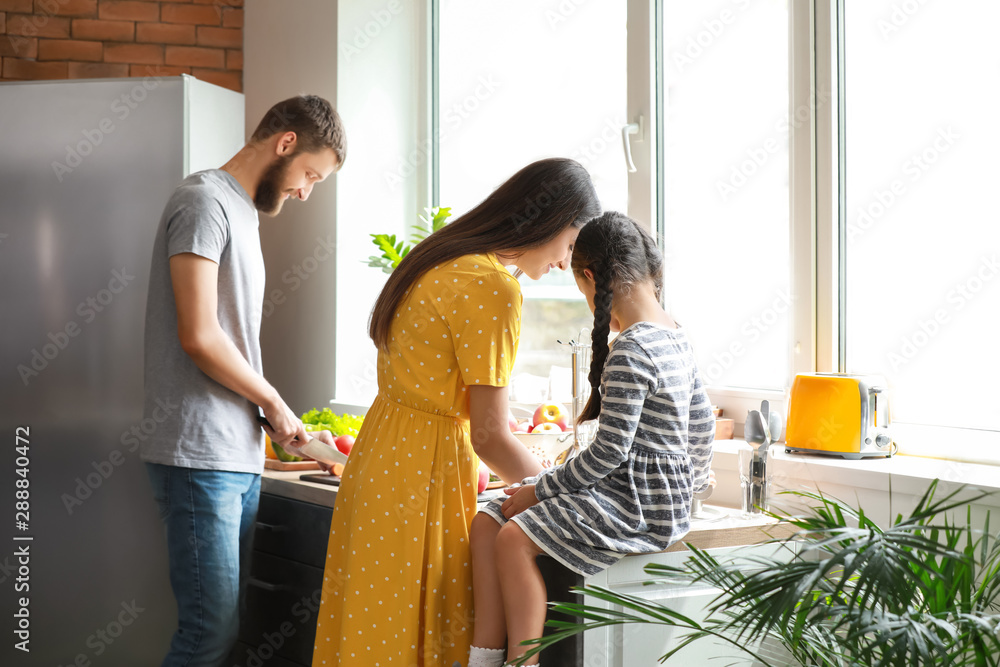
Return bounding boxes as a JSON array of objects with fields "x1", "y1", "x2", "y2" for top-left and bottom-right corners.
[{"x1": 312, "y1": 253, "x2": 521, "y2": 667}]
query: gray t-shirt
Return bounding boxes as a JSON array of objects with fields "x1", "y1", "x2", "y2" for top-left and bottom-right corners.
[{"x1": 141, "y1": 169, "x2": 266, "y2": 473}]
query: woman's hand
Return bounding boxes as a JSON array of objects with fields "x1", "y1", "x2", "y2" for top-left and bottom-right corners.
[
  {"x1": 468, "y1": 385, "x2": 546, "y2": 484},
  {"x1": 501, "y1": 484, "x2": 539, "y2": 519}
]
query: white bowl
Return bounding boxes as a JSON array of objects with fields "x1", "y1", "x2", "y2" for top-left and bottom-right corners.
[{"x1": 513, "y1": 430, "x2": 575, "y2": 462}]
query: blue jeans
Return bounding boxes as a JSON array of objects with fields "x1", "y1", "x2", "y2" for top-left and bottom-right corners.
[{"x1": 146, "y1": 463, "x2": 261, "y2": 667}]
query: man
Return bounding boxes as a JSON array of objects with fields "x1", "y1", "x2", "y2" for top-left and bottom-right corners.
[{"x1": 141, "y1": 95, "x2": 346, "y2": 666}]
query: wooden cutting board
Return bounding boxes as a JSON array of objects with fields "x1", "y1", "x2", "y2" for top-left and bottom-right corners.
[{"x1": 264, "y1": 459, "x2": 321, "y2": 471}]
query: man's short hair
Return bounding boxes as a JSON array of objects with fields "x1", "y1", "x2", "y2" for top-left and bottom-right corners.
[{"x1": 251, "y1": 95, "x2": 347, "y2": 168}]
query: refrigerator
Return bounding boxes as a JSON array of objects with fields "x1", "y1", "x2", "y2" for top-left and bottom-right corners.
[{"x1": 0, "y1": 76, "x2": 245, "y2": 665}]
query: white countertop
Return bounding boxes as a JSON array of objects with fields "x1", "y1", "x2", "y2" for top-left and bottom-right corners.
[{"x1": 260, "y1": 468, "x2": 786, "y2": 552}]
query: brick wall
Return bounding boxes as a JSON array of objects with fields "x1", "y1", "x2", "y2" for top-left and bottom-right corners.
[{"x1": 0, "y1": 0, "x2": 243, "y2": 92}]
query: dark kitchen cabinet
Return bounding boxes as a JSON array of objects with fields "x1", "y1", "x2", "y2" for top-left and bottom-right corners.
[
  {"x1": 229, "y1": 493, "x2": 334, "y2": 667},
  {"x1": 229, "y1": 488, "x2": 582, "y2": 666},
  {"x1": 536, "y1": 557, "x2": 585, "y2": 665}
]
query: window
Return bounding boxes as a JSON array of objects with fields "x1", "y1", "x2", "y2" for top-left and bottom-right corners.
[
  {"x1": 335, "y1": 0, "x2": 999, "y2": 457},
  {"x1": 659, "y1": 0, "x2": 791, "y2": 392},
  {"x1": 646, "y1": 0, "x2": 999, "y2": 451},
  {"x1": 843, "y1": 0, "x2": 1000, "y2": 435},
  {"x1": 437, "y1": 0, "x2": 628, "y2": 389}
]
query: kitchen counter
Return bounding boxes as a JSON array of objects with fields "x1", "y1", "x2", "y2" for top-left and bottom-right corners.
[
  {"x1": 261, "y1": 468, "x2": 341, "y2": 508},
  {"x1": 261, "y1": 468, "x2": 793, "y2": 551},
  {"x1": 258, "y1": 468, "x2": 795, "y2": 666}
]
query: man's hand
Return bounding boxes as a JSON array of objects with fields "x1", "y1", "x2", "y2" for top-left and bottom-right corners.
[
  {"x1": 307, "y1": 429, "x2": 337, "y2": 474},
  {"x1": 501, "y1": 484, "x2": 540, "y2": 519},
  {"x1": 260, "y1": 397, "x2": 308, "y2": 451}
]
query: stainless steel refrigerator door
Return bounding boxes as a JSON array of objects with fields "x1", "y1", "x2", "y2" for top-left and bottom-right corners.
[{"x1": 0, "y1": 77, "x2": 242, "y2": 665}]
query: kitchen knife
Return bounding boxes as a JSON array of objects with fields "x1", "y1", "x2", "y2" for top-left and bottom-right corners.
[{"x1": 256, "y1": 413, "x2": 349, "y2": 466}]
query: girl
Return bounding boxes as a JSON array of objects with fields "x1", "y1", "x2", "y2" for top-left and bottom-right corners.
[
  {"x1": 468, "y1": 211, "x2": 716, "y2": 666},
  {"x1": 311, "y1": 158, "x2": 601, "y2": 667}
]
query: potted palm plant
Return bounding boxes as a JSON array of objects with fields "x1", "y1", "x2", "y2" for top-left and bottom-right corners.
[{"x1": 516, "y1": 480, "x2": 1000, "y2": 666}]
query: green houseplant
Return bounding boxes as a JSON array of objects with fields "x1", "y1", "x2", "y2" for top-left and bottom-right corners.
[
  {"x1": 517, "y1": 480, "x2": 1000, "y2": 666},
  {"x1": 367, "y1": 206, "x2": 452, "y2": 274}
]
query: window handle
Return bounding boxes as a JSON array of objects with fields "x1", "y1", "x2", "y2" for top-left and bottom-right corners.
[{"x1": 621, "y1": 116, "x2": 644, "y2": 173}]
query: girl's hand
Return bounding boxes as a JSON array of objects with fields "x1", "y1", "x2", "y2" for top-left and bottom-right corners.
[{"x1": 501, "y1": 484, "x2": 539, "y2": 519}]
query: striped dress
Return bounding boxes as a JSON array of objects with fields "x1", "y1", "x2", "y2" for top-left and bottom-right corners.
[{"x1": 481, "y1": 321, "x2": 715, "y2": 576}]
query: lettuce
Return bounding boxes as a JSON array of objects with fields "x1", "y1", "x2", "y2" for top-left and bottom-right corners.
[{"x1": 301, "y1": 408, "x2": 364, "y2": 437}]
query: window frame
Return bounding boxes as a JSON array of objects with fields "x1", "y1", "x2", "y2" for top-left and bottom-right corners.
[
  {"x1": 646, "y1": 0, "x2": 815, "y2": 423},
  {"x1": 420, "y1": 0, "x2": 997, "y2": 457},
  {"x1": 429, "y1": 0, "x2": 636, "y2": 392},
  {"x1": 827, "y1": 0, "x2": 999, "y2": 460}
]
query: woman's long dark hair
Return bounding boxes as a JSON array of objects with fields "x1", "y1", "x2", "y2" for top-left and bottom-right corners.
[
  {"x1": 369, "y1": 158, "x2": 601, "y2": 351},
  {"x1": 571, "y1": 211, "x2": 663, "y2": 423}
]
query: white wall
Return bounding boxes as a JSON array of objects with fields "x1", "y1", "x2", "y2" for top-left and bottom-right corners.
[
  {"x1": 333, "y1": 0, "x2": 430, "y2": 406},
  {"x1": 244, "y1": 0, "x2": 339, "y2": 413},
  {"x1": 245, "y1": 0, "x2": 428, "y2": 412}
]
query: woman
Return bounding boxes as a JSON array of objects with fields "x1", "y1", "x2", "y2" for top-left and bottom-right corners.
[{"x1": 311, "y1": 158, "x2": 601, "y2": 667}]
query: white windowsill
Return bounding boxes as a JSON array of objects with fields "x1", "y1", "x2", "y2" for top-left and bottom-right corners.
[
  {"x1": 707, "y1": 389, "x2": 1000, "y2": 466},
  {"x1": 710, "y1": 439, "x2": 1000, "y2": 512}
]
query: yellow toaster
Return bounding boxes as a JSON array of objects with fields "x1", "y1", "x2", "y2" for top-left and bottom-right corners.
[{"x1": 784, "y1": 373, "x2": 894, "y2": 459}]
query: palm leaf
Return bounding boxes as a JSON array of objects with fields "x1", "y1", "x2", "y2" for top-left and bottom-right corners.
[
  {"x1": 510, "y1": 588, "x2": 774, "y2": 666},
  {"x1": 517, "y1": 481, "x2": 1000, "y2": 666}
]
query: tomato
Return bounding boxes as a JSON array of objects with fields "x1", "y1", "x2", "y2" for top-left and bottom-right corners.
[{"x1": 334, "y1": 434, "x2": 355, "y2": 456}]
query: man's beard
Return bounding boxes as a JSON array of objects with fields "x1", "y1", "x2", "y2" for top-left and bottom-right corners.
[{"x1": 254, "y1": 155, "x2": 292, "y2": 216}]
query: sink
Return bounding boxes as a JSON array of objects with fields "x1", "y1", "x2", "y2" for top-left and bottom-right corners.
[{"x1": 690, "y1": 503, "x2": 730, "y2": 525}]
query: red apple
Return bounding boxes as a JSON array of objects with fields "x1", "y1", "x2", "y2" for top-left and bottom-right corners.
[
  {"x1": 533, "y1": 403, "x2": 570, "y2": 431},
  {"x1": 334, "y1": 435, "x2": 355, "y2": 456},
  {"x1": 532, "y1": 422, "x2": 562, "y2": 434},
  {"x1": 477, "y1": 463, "x2": 490, "y2": 493},
  {"x1": 517, "y1": 421, "x2": 532, "y2": 433}
]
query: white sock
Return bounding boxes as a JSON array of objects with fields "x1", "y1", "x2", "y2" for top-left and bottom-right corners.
[{"x1": 468, "y1": 645, "x2": 506, "y2": 667}]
